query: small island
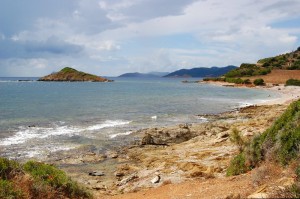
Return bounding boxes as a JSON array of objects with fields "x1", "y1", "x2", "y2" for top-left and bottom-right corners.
[{"x1": 38, "y1": 67, "x2": 113, "y2": 82}]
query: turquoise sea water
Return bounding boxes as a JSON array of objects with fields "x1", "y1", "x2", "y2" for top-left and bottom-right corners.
[{"x1": 0, "y1": 77, "x2": 279, "y2": 159}]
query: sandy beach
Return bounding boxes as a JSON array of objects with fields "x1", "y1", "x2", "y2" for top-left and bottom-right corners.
[{"x1": 46, "y1": 83, "x2": 300, "y2": 198}]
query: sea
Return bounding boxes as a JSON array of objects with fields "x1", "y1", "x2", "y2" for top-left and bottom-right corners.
[{"x1": 0, "y1": 77, "x2": 280, "y2": 160}]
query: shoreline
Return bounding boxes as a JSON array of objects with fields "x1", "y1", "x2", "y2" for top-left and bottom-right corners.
[
  {"x1": 45, "y1": 83, "x2": 300, "y2": 198},
  {"x1": 200, "y1": 81, "x2": 300, "y2": 106},
  {"x1": 3, "y1": 81, "x2": 299, "y2": 198}
]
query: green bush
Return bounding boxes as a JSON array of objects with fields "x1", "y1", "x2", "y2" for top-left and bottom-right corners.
[
  {"x1": 243, "y1": 79, "x2": 251, "y2": 84},
  {"x1": 0, "y1": 158, "x2": 20, "y2": 180},
  {"x1": 286, "y1": 79, "x2": 300, "y2": 86},
  {"x1": 226, "y1": 153, "x2": 248, "y2": 176},
  {"x1": 288, "y1": 60, "x2": 300, "y2": 70},
  {"x1": 0, "y1": 179, "x2": 23, "y2": 199},
  {"x1": 23, "y1": 161, "x2": 91, "y2": 198},
  {"x1": 229, "y1": 128, "x2": 245, "y2": 152},
  {"x1": 253, "y1": 78, "x2": 265, "y2": 86},
  {"x1": 202, "y1": 77, "x2": 225, "y2": 82},
  {"x1": 227, "y1": 100, "x2": 300, "y2": 176}
]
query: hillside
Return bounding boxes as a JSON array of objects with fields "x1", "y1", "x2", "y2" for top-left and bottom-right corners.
[
  {"x1": 164, "y1": 65, "x2": 237, "y2": 78},
  {"x1": 38, "y1": 67, "x2": 112, "y2": 82},
  {"x1": 225, "y1": 47, "x2": 300, "y2": 78}
]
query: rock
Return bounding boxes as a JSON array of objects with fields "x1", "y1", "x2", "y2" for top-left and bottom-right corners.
[
  {"x1": 224, "y1": 193, "x2": 241, "y2": 199},
  {"x1": 276, "y1": 177, "x2": 294, "y2": 187},
  {"x1": 141, "y1": 133, "x2": 154, "y2": 145},
  {"x1": 117, "y1": 173, "x2": 138, "y2": 186},
  {"x1": 151, "y1": 175, "x2": 161, "y2": 184},
  {"x1": 140, "y1": 126, "x2": 195, "y2": 145},
  {"x1": 115, "y1": 172, "x2": 125, "y2": 177},
  {"x1": 106, "y1": 151, "x2": 118, "y2": 159},
  {"x1": 247, "y1": 193, "x2": 268, "y2": 198},
  {"x1": 217, "y1": 132, "x2": 229, "y2": 139},
  {"x1": 92, "y1": 184, "x2": 107, "y2": 191},
  {"x1": 89, "y1": 171, "x2": 105, "y2": 176}
]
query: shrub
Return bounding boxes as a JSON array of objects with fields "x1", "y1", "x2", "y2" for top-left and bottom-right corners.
[
  {"x1": 225, "y1": 78, "x2": 244, "y2": 84},
  {"x1": 227, "y1": 100, "x2": 300, "y2": 175},
  {"x1": 226, "y1": 153, "x2": 248, "y2": 176},
  {"x1": 286, "y1": 79, "x2": 300, "y2": 86},
  {"x1": 23, "y1": 161, "x2": 91, "y2": 198},
  {"x1": 229, "y1": 128, "x2": 245, "y2": 152},
  {"x1": 0, "y1": 157, "x2": 20, "y2": 180},
  {"x1": 0, "y1": 179, "x2": 23, "y2": 199},
  {"x1": 288, "y1": 60, "x2": 300, "y2": 70},
  {"x1": 297, "y1": 46, "x2": 300, "y2": 51},
  {"x1": 253, "y1": 78, "x2": 265, "y2": 86},
  {"x1": 243, "y1": 79, "x2": 251, "y2": 84}
]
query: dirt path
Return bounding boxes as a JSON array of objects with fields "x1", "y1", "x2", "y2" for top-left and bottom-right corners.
[{"x1": 98, "y1": 173, "x2": 255, "y2": 199}]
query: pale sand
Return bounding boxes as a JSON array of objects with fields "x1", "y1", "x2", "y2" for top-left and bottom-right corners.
[
  {"x1": 201, "y1": 81, "x2": 300, "y2": 106},
  {"x1": 257, "y1": 85, "x2": 300, "y2": 105}
]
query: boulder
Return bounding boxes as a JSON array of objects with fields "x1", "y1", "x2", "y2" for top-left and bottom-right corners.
[
  {"x1": 89, "y1": 171, "x2": 105, "y2": 176},
  {"x1": 151, "y1": 175, "x2": 161, "y2": 184}
]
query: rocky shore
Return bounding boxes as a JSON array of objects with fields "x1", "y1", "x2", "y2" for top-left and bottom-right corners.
[
  {"x1": 41, "y1": 83, "x2": 300, "y2": 198},
  {"x1": 45, "y1": 96, "x2": 295, "y2": 198}
]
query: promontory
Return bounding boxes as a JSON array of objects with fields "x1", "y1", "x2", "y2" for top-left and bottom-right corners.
[{"x1": 38, "y1": 67, "x2": 113, "y2": 82}]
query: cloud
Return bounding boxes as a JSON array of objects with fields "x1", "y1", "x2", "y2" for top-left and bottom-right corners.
[
  {"x1": 0, "y1": 0, "x2": 299, "y2": 76},
  {"x1": 0, "y1": 36, "x2": 83, "y2": 59}
]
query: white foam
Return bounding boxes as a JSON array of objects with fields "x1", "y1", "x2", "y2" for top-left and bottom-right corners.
[
  {"x1": 151, "y1": 115, "x2": 157, "y2": 120},
  {"x1": 87, "y1": 120, "x2": 131, "y2": 131},
  {"x1": 0, "y1": 126, "x2": 80, "y2": 146},
  {"x1": 0, "y1": 120, "x2": 131, "y2": 146},
  {"x1": 109, "y1": 131, "x2": 133, "y2": 139},
  {"x1": 198, "y1": 116, "x2": 208, "y2": 121}
]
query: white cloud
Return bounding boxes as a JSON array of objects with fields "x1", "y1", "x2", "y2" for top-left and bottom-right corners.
[{"x1": 0, "y1": 0, "x2": 299, "y2": 76}]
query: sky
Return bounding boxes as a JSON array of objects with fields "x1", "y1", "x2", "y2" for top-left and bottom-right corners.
[{"x1": 0, "y1": 0, "x2": 300, "y2": 77}]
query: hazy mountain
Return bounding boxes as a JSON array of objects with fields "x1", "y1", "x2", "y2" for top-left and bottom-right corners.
[{"x1": 164, "y1": 66, "x2": 237, "y2": 77}]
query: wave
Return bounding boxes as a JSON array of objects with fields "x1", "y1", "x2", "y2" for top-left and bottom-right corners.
[
  {"x1": 109, "y1": 131, "x2": 133, "y2": 139},
  {"x1": 86, "y1": 120, "x2": 131, "y2": 131},
  {"x1": 0, "y1": 125, "x2": 80, "y2": 146},
  {"x1": 0, "y1": 120, "x2": 131, "y2": 146}
]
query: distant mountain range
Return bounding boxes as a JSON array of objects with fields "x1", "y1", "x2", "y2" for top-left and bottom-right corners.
[
  {"x1": 164, "y1": 65, "x2": 237, "y2": 77},
  {"x1": 118, "y1": 72, "x2": 169, "y2": 78},
  {"x1": 118, "y1": 66, "x2": 237, "y2": 78}
]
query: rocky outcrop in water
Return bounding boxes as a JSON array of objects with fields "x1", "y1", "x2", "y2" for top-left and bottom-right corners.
[{"x1": 38, "y1": 67, "x2": 113, "y2": 82}]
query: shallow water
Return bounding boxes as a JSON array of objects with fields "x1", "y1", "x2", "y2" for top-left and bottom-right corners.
[{"x1": 0, "y1": 77, "x2": 279, "y2": 159}]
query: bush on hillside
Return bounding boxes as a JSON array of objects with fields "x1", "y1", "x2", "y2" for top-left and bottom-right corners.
[
  {"x1": 227, "y1": 100, "x2": 300, "y2": 176},
  {"x1": 0, "y1": 158, "x2": 92, "y2": 199},
  {"x1": 253, "y1": 78, "x2": 265, "y2": 86},
  {"x1": 24, "y1": 161, "x2": 91, "y2": 198},
  {"x1": 288, "y1": 60, "x2": 300, "y2": 70},
  {"x1": 286, "y1": 79, "x2": 300, "y2": 86},
  {"x1": 0, "y1": 180, "x2": 23, "y2": 198}
]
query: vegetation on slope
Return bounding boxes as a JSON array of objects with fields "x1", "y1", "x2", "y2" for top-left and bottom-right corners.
[
  {"x1": 38, "y1": 67, "x2": 112, "y2": 82},
  {"x1": 223, "y1": 47, "x2": 300, "y2": 79},
  {"x1": 286, "y1": 79, "x2": 300, "y2": 86},
  {"x1": 0, "y1": 157, "x2": 91, "y2": 199},
  {"x1": 227, "y1": 99, "x2": 300, "y2": 177}
]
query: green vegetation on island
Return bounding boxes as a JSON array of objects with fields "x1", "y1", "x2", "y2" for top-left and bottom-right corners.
[
  {"x1": 38, "y1": 67, "x2": 112, "y2": 82},
  {"x1": 0, "y1": 157, "x2": 92, "y2": 198}
]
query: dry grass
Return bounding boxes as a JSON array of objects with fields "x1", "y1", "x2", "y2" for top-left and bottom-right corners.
[{"x1": 247, "y1": 69, "x2": 300, "y2": 84}]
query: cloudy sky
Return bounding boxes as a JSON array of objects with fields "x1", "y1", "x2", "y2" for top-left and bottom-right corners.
[{"x1": 0, "y1": 0, "x2": 300, "y2": 77}]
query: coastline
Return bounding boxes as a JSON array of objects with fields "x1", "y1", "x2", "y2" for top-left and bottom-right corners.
[
  {"x1": 200, "y1": 81, "x2": 300, "y2": 106},
  {"x1": 46, "y1": 82, "x2": 300, "y2": 198}
]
